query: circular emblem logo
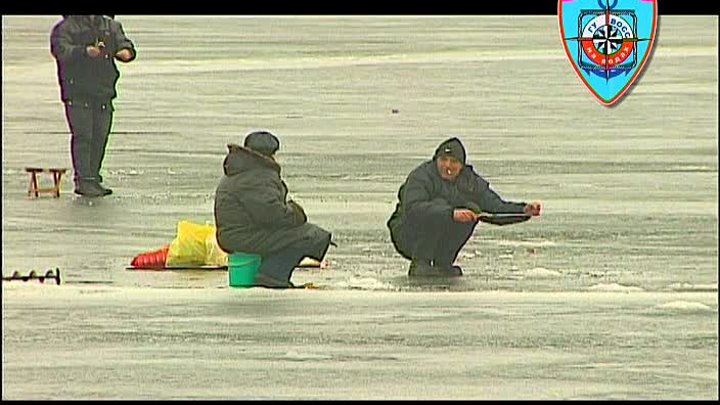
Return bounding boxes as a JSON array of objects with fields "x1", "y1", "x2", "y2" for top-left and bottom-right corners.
[{"x1": 581, "y1": 14, "x2": 634, "y2": 67}]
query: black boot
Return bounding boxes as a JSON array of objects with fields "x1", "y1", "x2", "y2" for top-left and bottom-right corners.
[
  {"x1": 433, "y1": 263, "x2": 464, "y2": 277},
  {"x1": 98, "y1": 184, "x2": 113, "y2": 196},
  {"x1": 74, "y1": 179, "x2": 105, "y2": 197},
  {"x1": 254, "y1": 272, "x2": 294, "y2": 288}
]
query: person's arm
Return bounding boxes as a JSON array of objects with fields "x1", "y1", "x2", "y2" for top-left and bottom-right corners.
[
  {"x1": 477, "y1": 185, "x2": 528, "y2": 214},
  {"x1": 458, "y1": 165, "x2": 527, "y2": 214},
  {"x1": 241, "y1": 177, "x2": 305, "y2": 228},
  {"x1": 474, "y1": 177, "x2": 542, "y2": 217},
  {"x1": 50, "y1": 21, "x2": 88, "y2": 62},
  {"x1": 110, "y1": 19, "x2": 136, "y2": 63}
]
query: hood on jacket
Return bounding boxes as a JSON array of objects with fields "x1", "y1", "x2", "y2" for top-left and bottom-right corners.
[
  {"x1": 433, "y1": 137, "x2": 466, "y2": 165},
  {"x1": 223, "y1": 143, "x2": 280, "y2": 176}
]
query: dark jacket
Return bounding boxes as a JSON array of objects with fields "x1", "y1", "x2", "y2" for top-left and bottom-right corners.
[
  {"x1": 50, "y1": 15, "x2": 136, "y2": 102},
  {"x1": 387, "y1": 138, "x2": 527, "y2": 234},
  {"x1": 214, "y1": 144, "x2": 330, "y2": 257}
]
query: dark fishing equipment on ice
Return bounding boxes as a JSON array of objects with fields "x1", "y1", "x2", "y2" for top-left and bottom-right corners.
[{"x1": 2, "y1": 268, "x2": 61, "y2": 285}]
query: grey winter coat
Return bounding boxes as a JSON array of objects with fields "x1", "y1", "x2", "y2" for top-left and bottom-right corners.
[
  {"x1": 387, "y1": 138, "x2": 527, "y2": 236},
  {"x1": 214, "y1": 144, "x2": 331, "y2": 258},
  {"x1": 50, "y1": 15, "x2": 136, "y2": 102}
]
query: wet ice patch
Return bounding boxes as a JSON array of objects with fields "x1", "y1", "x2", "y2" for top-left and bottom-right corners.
[
  {"x1": 587, "y1": 283, "x2": 644, "y2": 292},
  {"x1": 655, "y1": 301, "x2": 714, "y2": 312}
]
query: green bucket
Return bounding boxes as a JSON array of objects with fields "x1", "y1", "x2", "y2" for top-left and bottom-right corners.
[{"x1": 228, "y1": 252, "x2": 262, "y2": 288}]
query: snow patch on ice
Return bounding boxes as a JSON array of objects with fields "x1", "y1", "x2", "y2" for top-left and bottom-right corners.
[
  {"x1": 523, "y1": 267, "x2": 562, "y2": 278},
  {"x1": 283, "y1": 350, "x2": 333, "y2": 361},
  {"x1": 111, "y1": 169, "x2": 142, "y2": 176},
  {"x1": 667, "y1": 282, "x2": 718, "y2": 292},
  {"x1": 587, "y1": 283, "x2": 644, "y2": 292},
  {"x1": 655, "y1": 301, "x2": 714, "y2": 312},
  {"x1": 494, "y1": 239, "x2": 557, "y2": 248},
  {"x1": 334, "y1": 277, "x2": 396, "y2": 291}
]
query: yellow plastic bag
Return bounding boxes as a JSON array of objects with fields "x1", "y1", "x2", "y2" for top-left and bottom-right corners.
[
  {"x1": 165, "y1": 220, "x2": 323, "y2": 268},
  {"x1": 205, "y1": 231, "x2": 229, "y2": 267},
  {"x1": 166, "y1": 221, "x2": 218, "y2": 267}
]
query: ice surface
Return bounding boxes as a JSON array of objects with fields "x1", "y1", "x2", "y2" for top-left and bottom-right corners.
[{"x1": 2, "y1": 15, "x2": 718, "y2": 399}]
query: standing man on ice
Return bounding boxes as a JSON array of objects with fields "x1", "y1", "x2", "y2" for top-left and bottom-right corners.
[
  {"x1": 50, "y1": 15, "x2": 136, "y2": 197},
  {"x1": 387, "y1": 137, "x2": 542, "y2": 277}
]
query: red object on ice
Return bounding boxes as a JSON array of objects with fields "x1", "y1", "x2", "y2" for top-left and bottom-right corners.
[{"x1": 130, "y1": 245, "x2": 170, "y2": 269}]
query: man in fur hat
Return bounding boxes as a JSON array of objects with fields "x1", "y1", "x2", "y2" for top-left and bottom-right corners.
[{"x1": 214, "y1": 131, "x2": 332, "y2": 288}]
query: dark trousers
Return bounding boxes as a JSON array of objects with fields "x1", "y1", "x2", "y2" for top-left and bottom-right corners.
[
  {"x1": 257, "y1": 233, "x2": 331, "y2": 283},
  {"x1": 64, "y1": 99, "x2": 113, "y2": 185},
  {"x1": 391, "y1": 209, "x2": 477, "y2": 267}
]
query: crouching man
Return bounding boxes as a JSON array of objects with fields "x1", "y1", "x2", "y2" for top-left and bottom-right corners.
[{"x1": 387, "y1": 137, "x2": 541, "y2": 277}]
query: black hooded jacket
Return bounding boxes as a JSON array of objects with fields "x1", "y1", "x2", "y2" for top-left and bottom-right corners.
[
  {"x1": 387, "y1": 137, "x2": 527, "y2": 233},
  {"x1": 50, "y1": 15, "x2": 136, "y2": 102},
  {"x1": 214, "y1": 144, "x2": 330, "y2": 257}
]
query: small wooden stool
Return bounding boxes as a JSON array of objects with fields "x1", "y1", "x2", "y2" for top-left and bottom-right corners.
[{"x1": 25, "y1": 168, "x2": 67, "y2": 198}]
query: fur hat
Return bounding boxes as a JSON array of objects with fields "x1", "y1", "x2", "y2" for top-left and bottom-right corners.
[{"x1": 244, "y1": 131, "x2": 280, "y2": 157}]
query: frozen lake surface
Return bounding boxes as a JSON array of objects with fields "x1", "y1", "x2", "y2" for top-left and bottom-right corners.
[
  {"x1": 2, "y1": 16, "x2": 718, "y2": 399},
  {"x1": 3, "y1": 284, "x2": 717, "y2": 399}
]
